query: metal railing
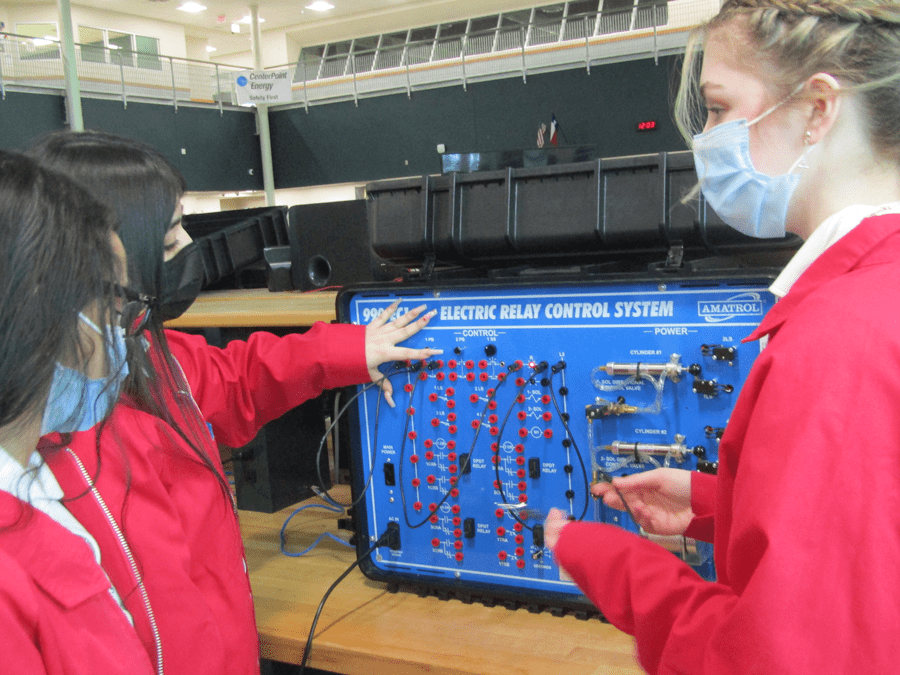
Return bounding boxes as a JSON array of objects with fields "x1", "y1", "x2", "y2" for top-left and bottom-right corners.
[
  {"x1": 0, "y1": 0, "x2": 718, "y2": 113},
  {"x1": 283, "y1": 0, "x2": 716, "y2": 108},
  {"x1": 0, "y1": 32, "x2": 246, "y2": 114}
]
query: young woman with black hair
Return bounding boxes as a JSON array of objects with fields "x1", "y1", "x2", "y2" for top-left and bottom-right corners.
[
  {"x1": 29, "y1": 130, "x2": 439, "y2": 675},
  {"x1": 0, "y1": 150, "x2": 157, "y2": 673}
]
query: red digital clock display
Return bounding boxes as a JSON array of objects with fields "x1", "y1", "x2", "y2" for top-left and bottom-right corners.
[{"x1": 637, "y1": 120, "x2": 658, "y2": 131}]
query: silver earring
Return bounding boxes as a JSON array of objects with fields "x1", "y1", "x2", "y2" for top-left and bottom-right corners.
[{"x1": 797, "y1": 131, "x2": 812, "y2": 170}]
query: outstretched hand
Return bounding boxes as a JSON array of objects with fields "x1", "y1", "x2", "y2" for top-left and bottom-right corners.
[
  {"x1": 543, "y1": 508, "x2": 573, "y2": 551},
  {"x1": 592, "y1": 468, "x2": 693, "y2": 536},
  {"x1": 365, "y1": 300, "x2": 443, "y2": 407}
]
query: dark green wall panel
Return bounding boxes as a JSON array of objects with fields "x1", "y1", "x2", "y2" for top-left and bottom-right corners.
[
  {"x1": 80, "y1": 99, "x2": 263, "y2": 192},
  {"x1": 0, "y1": 91, "x2": 66, "y2": 150},
  {"x1": 270, "y1": 55, "x2": 688, "y2": 188},
  {"x1": 0, "y1": 92, "x2": 262, "y2": 192}
]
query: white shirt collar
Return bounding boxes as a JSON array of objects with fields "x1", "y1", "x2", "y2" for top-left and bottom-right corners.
[
  {"x1": 770, "y1": 202, "x2": 900, "y2": 299},
  {"x1": 0, "y1": 444, "x2": 99, "y2": 560},
  {"x1": 0, "y1": 445, "x2": 62, "y2": 504}
]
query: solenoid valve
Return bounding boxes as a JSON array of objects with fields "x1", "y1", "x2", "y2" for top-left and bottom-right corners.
[
  {"x1": 597, "y1": 354, "x2": 684, "y2": 382},
  {"x1": 604, "y1": 436, "x2": 688, "y2": 461}
]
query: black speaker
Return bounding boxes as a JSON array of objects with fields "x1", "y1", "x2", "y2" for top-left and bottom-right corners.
[
  {"x1": 231, "y1": 396, "x2": 331, "y2": 513},
  {"x1": 288, "y1": 200, "x2": 401, "y2": 291}
]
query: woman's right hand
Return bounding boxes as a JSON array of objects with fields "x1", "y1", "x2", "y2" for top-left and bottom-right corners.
[{"x1": 592, "y1": 468, "x2": 694, "y2": 536}]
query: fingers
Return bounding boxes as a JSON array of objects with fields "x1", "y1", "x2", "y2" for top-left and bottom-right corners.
[
  {"x1": 389, "y1": 303, "x2": 428, "y2": 329},
  {"x1": 367, "y1": 302, "x2": 428, "y2": 334},
  {"x1": 390, "y1": 308, "x2": 436, "y2": 342},
  {"x1": 611, "y1": 471, "x2": 660, "y2": 490},
  {"x1": 382, "y1": 378, "x2": 395, "y2": 408},
  {"x1": 385, "y1": 347, "x2": 444, "y2": 364},
  {"x1": 591, "y1": 481, "x2": 614, "y2": 498},
  {"x1": 601, "y1": 489, "x2": 628, "y2": 512},
  {"x1": 543, "y1": 508, "x2": 571, "y2": 551},
  {"x1": 369, "y1": 366, "x2": 397, "y2": 408},
  {"x1": 368, "y1": 299, "x2": 401, "y2": 330},
  {"x1": 593, "y1": 480, "x2": 641, "y2": 513}
]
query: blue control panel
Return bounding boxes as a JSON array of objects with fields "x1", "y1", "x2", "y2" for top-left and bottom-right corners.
[{"x1": 340, "y1": 275, "x2": 776, "y2": 611}]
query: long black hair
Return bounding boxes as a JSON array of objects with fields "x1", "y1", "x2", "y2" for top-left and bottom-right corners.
[
  {"x1": 0, "y1": 149, "x2": 120, "y2": 452},
  {"x1": 28, "y1": 130, "x2": 231, "y2": 503}
]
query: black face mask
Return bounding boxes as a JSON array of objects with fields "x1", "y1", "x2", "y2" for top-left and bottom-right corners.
[{"x1": 158, "y1": 242, "x2": 204, "y2": 322}]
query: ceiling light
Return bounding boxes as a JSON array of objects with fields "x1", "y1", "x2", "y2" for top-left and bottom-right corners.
[
  {"x1": 305, "y1": 1, "x2": 334, "y2": 11},
  {"x1": 206, "y1": 45, "x2": 217, "y2": 52},
  {"x1": 177, "y1": 2, "x2": 207, "y2": 12},
  {"x1": 239, "y1": 15, "x2": 265, "y2": 24}
]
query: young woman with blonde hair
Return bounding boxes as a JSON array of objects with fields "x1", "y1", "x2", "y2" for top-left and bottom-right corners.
[{"x1": 545, "y1": 2, "x2": 900, "y2": 672}]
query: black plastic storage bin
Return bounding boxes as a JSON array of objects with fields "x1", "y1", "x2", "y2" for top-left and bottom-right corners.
[
  {"x1": 183, "y1": 206, "x2": 289, "y2": 288},
  {"x1": 366, "y1": 150, "x2": 799, "y2": 269},
  {"x1": 366, "y1": 174, "x2": 456, "y2": 266}
]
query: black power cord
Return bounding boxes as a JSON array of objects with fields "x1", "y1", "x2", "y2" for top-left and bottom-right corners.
[
  {"x1": 550, "y1": 361, "x2": 639, "y2": 527},
  {"x1": 297, "y1": 524, "x2": 399, "y2": 674}
]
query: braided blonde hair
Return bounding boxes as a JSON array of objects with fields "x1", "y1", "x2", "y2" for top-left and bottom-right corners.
[{"x1": 674, "y1": 0, "x2": 900, "y2": 163}]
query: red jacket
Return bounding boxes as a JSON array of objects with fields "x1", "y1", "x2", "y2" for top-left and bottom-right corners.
[
  {"x1": 1, "y1": 322, "x2": 367, "y2": 675},
  {"x1": 554, "y1": 214, "x2": 900, "y2": 674}
]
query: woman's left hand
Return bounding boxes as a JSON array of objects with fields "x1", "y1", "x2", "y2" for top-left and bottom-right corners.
[
  {"x1": 365, "y1": 300, "x2": 443, "y2": 407},
  {"x1": 543, "y1": 508, "x2": 572, "y2": 551}
]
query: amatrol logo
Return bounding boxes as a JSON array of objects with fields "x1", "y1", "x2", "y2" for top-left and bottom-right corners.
[{"x1": 697, "y1": 292, "x2": 764, "y2": 323}]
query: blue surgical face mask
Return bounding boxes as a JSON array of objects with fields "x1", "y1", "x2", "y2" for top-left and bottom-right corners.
[
  {"x1": 40, "y1": 313, "x2": 129, "y2": 435},
  {"x1": 692, "y1": 94, "x2": 813, "y2": 238}
]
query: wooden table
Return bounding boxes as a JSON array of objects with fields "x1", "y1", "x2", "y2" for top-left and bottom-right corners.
[
  {"x1": 240, "y1": 487, "x2": 643, "y2": 675},
  {"x1": 178, "y1": 289, "x2": 643, "y2": 673},
  {"x1": 165, "y1": 288, "x2": 339, "y2": 329}
]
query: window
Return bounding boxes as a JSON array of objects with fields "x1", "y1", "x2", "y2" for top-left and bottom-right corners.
[
  {"x1": 567, "y1": 0, "x2": 601, "y2": 18},
  {"x1": 634, "y1": 0, "x2": 668, "y2": 29},
  {"x1": 440, "y1": 22, "x2": 468, "y2": 39},
  {"x1": 469, "y1": 16, "x2": 499, "y2": 34},
  {"x1": 500, "y1": 11, "x2": 533, "y2": 28},
  {"x1": 135, "y1": 35, "x2": 161, "y2": 71},
  {"x1": 78, "y1": 26, "x2": 105, "y2": 64},
  {"x1": 77, "y1": 26, "x2": 161, "y2": 70},
  {"x1": 16, "y1": 22, "x2": 60, "y2": 60},
  {"x1": 321, "y1": 41, "x2": 351, "y2": 78},
  {"x1": 599, "y1": 0, "x2": 636, "y2": 34}
]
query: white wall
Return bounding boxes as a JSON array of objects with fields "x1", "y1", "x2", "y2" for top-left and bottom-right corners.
[
  {"x1": 4, "y1": 3, "x2": 59, "y2": 32},
  {"x1": 184, "y1": 35, "x2": 210, "y2": 62},
  {"x1": 0, "y1": 2, "x2": 187, "y2": 58},
  {"x1": 210, "y1": 26, "x2": 291, "y2": 69}
]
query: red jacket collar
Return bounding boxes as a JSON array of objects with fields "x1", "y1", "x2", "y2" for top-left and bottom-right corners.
[{"x1": 745, "y1": 214, "x2": 900, "y2": 342}]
